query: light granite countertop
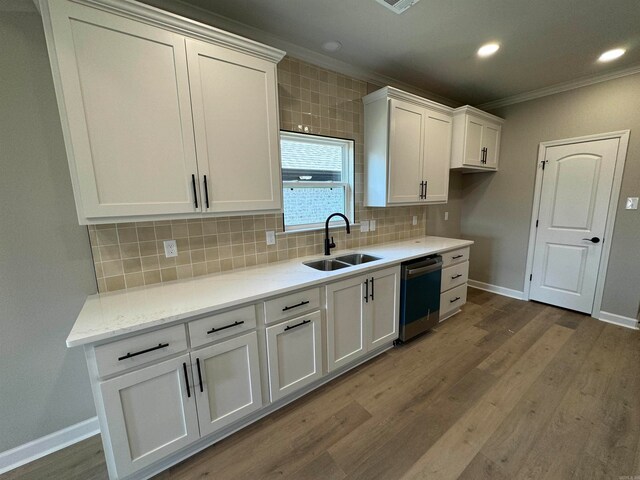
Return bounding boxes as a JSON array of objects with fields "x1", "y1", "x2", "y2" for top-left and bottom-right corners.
[{"x1": 67, "y1": 236, "x2": 473, "y2": 347}]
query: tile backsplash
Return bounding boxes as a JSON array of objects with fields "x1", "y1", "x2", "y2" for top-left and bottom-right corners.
[{"x1": 89, "y1": 56, "x2": 429, "y2": 292}]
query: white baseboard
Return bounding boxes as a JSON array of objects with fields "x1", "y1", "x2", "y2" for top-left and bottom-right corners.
[
  {"x1": 0, "y1": 417, "x2": 99, "y2": 475},
  {"x1": 468, "y1": 279, "x2": 526, "y2": 300},
  {"x1": 597, "y1": 311, "x2": 639, "y2": 330}
]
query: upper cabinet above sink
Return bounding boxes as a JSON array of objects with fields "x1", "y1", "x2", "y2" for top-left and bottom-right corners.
[
  {"x1": 38, "y1": 0, "x2": 285, "y2": 224},
  {"x1": 363, "y1": 87, "x2": 453, "y2": 207}
]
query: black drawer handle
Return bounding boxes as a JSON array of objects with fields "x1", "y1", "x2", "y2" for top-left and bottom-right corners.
[
  {"x1": 450, "y1": 296, "x2": 461, "y2": 303},
  {"x1": 118, "y1": 343, "x2": 169, "y2": 361},
  {"x1": 282, "y1": 300, "x2": 310, "y2": 312},
  {"x1": 451, "y1": 254, "x2": 464, "y2": 259},
  {"x1": 284, "y1": 319, "x2": 311, "y2": 331},
  {"x1": 207, "y1": 320, "x2": 244, "y2": 335},
  {"x1": 196, "y1": 357, "x2": 203, "y2": 393},
  {"x1": 451, "y1": 274, "x2": 463, "y2": 279}
]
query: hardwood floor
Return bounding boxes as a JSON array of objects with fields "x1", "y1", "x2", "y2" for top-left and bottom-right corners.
[{"x1": 3, "y1": 290, "x2": 639, "y2": 480}]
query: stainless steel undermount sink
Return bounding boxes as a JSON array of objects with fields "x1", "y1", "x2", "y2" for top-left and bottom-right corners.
[
  {"x1": 303, "y1": 259, "x2": 351, "y2": 271},
  {"x1": 335, "y1": 253, "x2": 381, "y2": 265},
  {"x1": 303, "y1": 253, "x2": 381, "y2": 271}
]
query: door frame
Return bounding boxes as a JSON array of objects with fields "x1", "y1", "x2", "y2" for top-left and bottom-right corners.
[{"x1": 523, "y1": 130, "x2": 630, "y2": 317}]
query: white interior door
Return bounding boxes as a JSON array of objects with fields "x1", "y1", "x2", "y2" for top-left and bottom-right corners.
[
  {"x1": 387, "y1": 99, "x2": 424, "y2": 204},
  {"x1": 529, "y1": 138, "x2": 619, "y2": 313},
  {"x1": 186, "y1": 38, "x2": 281, "y2": 213}
]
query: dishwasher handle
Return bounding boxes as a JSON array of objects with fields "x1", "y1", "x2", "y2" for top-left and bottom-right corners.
[{"x1": 404, "y1": 258, "x2": 442, "y2": 279}]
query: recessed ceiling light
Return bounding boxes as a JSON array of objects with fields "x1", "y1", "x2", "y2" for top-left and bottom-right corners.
[
  {"x1": 477, "y1": 43, "x2": 500, "y2": 58},
  {"x1": 598, "y1": 48, "x2": 626, "y2": 62},
  {"x1": 322, "y1": 41, "x2": 342, "y2": 53}
]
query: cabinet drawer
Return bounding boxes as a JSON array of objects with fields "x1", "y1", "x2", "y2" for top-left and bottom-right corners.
[
  {"x1": 264, "y1": 288, "x2": 320, "y2": 324},
  {"x1": 94, "y1": 324, "x2": 187, "y2": 378},
  {"x1": 441, "y1": 247, "x2": 470, "y2": 268},
  {"x1": 189, "y1": 305, "x2": 256, "y2": 349},
  {"x1": 440, "y1": 283, "x2": 468, "y2": 318},
  {"x1": 441, "y1": 261, "x2": 469, "y2": 292}
]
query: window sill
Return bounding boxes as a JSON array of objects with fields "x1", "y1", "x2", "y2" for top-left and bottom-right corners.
[{"x1": 277, "y1": 223, "x2": 359, "y2": 235}]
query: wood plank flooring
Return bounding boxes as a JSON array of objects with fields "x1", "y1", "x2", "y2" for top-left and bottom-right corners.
[{"x1": 3, "y1": 290, "x2": 639, "y2": 480}]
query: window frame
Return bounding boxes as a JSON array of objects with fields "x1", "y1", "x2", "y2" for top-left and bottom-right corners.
[{"x1": 280, "y1": 130, "x2": 355, "y2": 232}]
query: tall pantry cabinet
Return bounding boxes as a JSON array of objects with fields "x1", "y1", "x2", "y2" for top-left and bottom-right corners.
[{"x1": 38, "y1": 0, "x2": 285, "y2": 224}]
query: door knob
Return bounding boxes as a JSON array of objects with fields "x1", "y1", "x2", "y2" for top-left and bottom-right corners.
[{"x1": 582, "y1": 237, "x2": 601, "y2": 244}]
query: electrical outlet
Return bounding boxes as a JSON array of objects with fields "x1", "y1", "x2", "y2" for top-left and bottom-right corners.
[
  {"x1": 163, "y1": 240, "x2": 178, "y2": 258},
  {"x1": 626, "y1": 197, "x2": 639, "y2": 210},
  {"x1": 370, "y1": 220, "x2": 376, "y2": 231},
  {"x1": 412, "y1": 215, "x2": 418, "y2": 226},
  {"x1": 444, "y1": 211, "x2": 449, "y2": 221},
  {"x1": 360, "y1": 220, "x2": 369, "y2": 233},
  {"x1": 266, "y1": 231, "x2": 276, "y2": 245}
]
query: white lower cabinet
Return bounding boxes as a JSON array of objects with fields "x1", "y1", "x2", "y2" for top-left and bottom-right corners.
[
  {"x1": 191, "y1": 332, "x2": 262, "y2": 437},
  {"x1": 326, "y1": 266, "x2": 400, "y2": 372},
  {"x1": 265, "y1": 311, "x2": 322, "y2": 401},
  {"x1": 99, "y1": 353, "x2": 200, "y2": 478}
]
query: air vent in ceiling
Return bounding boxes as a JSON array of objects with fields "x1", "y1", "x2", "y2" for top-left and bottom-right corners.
[{"x1": 375, "y1": 0, "x2": 421, "y2": 14}]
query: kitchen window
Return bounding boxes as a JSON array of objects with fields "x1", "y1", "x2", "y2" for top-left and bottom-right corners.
[{"x1": 280, "y1": 131, "x2": 355, "y2": 231}]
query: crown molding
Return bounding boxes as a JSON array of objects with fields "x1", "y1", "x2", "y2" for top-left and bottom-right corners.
[
  {"x1": 363, "y1": 86, "x2": 454, "y2": 115},
  {"x1": 168, "y1": 0, "x2": 460, "y2": 107},
  {"x1": 0, "y1": 0, "x2": 36, "y2": 12},
  {"x1": 478, "y1": 64, "x2": 640, "y2": 111}
]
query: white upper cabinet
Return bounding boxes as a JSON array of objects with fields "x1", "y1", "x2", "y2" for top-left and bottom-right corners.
[
  {"x1": 451, "y1": 106, "x2": 504, "y2": 172},
  {"x1": 186, "y1": 39, "x2": 282, "y2": 213},
  {"x1": 38, "y1": 0, "x2": 284, "y2": 224},
  {"x1": 364, "y1": 87, "x2": 452, "y2": 207}
]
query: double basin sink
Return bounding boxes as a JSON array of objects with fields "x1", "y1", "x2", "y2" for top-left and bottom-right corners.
[{"x1": 304, "y1": 253, "x2": 381, "y2": 271}]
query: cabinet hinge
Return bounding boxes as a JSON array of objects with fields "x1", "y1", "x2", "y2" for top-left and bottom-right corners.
[{"x1": 530, "y1": 274, "x2": 533, "y2": 281}]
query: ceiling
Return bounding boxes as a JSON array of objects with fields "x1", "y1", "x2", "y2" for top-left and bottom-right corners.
[{"x1": 150, "y1": 0, "x2": 640, "y2": 107}]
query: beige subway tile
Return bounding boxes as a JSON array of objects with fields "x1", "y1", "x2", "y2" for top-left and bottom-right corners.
[
  {"x1": 123, "y1": 258, "x2": 142, "y2": 274},
  {"x1": 219, "y1": 246, "x2": 232, "y2": 259},
  {"x1": 161, "y1": 267, "x2": 177, "y2": 282},
  {"x1": 176, "y1": 238, "x2": 189, "y2": 251},
  {"x1": 97, "y1": 278, "x2": 107, "y2": 293},
  {"x1": 205, "y1": 247, "x2": 219, "y2": 261},
  {"x1": 206, "y1": 261, "x2": 221, "y2": 274},
  {"x1": 189, "y1": 236, "x2": 204, "y2": 249},
  {"x1": 254, "y1": 217, "x2": 266, "y2": 231},
  {"x1": 93, "y1": 262, "x2": 104, "y2": 279},
  {"x1": 216, "y1": 220, "x2": 230, "y2": 234},
  {"x1": 244, "y1": 243, "x2": 256, "y2": 255},
  {"x1": 158, "y1": 255, "x2": 176, "y2": 268},
  {"x1": 153, "y1": 220, "x2": 171, "y2": 226},
  {"x1": 257, "y1": 253, "x2": 269, "y2": 265},
  {"x1": 99, "y1": 245, "x2": 121, "y2": 261},
  {"x1": 155, "y1": 225, "x2": 172, "y2": 240},
  {"x1": 105, "y1": 275, "x2": 126, "y2": 292},
  {"x1": 96, "y1": 228, "x2": 118, "y2": 246},
  {"x1": 143, "y1": 270, "x2": 161, "y2": 285},
  {"x1": 256, "y1": 241, "x2": 267, "y2": 253},
  {"x1": 176, "y1": 265, "x2": 193, "y2": 279},
  {"x1": 220, "y1": 258, "x2": 233, "y2": 271},
  {"x1": 202, "y1": 220, "x2": 217, "y2": 235},
  {"x1": 188, "y1": 222, "x2": 203, "y2": 236},
  {"x1": 231, "y1": 244, "x2": 244, "y2": 257},
  {"x1": 117, "y1": 227, "x2": 138, "y2": 244},
  {"x1": 119, "y1": 243, "x2": 140, "y2": 259},
  {"x1": 243, "y1": 231, "x2": 256, "y2": 243},
  {"x1": 230, "y1": 219, "x2": 243, "y2": 232},
  {"x1": 141, "y1": 255, "x2": 159, "y2": 271},
  {"x1": 96, "y1": 223, "x2": 117, "y2": 230},
  {"x1": 193, "y1": 263, "x2": 207, "y2": 277},
  {"x1": 102, "y1": 260, "x2": 124, "y2": 277},
  {"x1": 232, "y1": 256, "x2": 246, "y2": 269},
  {"x1": 172, "y1": 223, "x2": 189, "y2": 238},
  {"x1": 245, "y1": 255, "x2": 257, "y2": 267},
  {"x1": 217, "y1": 233, "x2": 231, "y2": 246},
  {"x1": 125, "y1": 272, "x2": 144, "y2": 289},
  {"x1": 136, "y1": 226, "x2": 156, "y2": 242},
  {"x1": 191, "y1": 249, "x2": 205, "y2": 263},
  {"x1": 139, "y1": 241, "x2": 157, "y2": 256},
  {"x1": 230, "y1": 232, "x2": 243, "y2": 244},
  {"x1": 204, "y1": 235, "x2": 218, "y2": 248},
  {"x1": 176, "y1": 251, "x2": 191, "y2": 266}
]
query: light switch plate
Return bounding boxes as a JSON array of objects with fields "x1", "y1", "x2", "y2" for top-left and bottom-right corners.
[
  {"x1": 370, "y1": 220, "x2": 376, "y2": 231},
  {"x1": 163, "y1": 240, "x2": 178, "y2": 258},
  {"x1": 360, "y1": 220, "x2": 369, "y2": 233},
  {"x1": 626, "y1": 197, "x2": 638, "y2": 210},
  {"x1": 266, "y1": 231, "x2": 276, "y2": 245}
]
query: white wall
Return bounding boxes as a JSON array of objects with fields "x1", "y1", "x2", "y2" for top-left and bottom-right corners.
[{"x1": 0, "y1": 12, "x2": 97, "y2": 452}]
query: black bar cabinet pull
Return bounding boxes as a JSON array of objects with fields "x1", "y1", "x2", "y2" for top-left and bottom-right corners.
[
  {"x1": 452, "y1": 254, "x2": 464, "y2": 259},
  {"x1": 118, "y1": 343, "x2": 169, "y2": 361},
  {"x1": 203, "y1": 175, "x2": 209, "y2": 209},
  {"x1": 191, "y1": 174, "x2": 198, "y2": 209},
  {"x1": 183, "y1": 362, "x2": 191, "y2": 398},
  {"x1": 196, "y1": 358, "x2": 203, "y2": 393},
  {"x1": 364, "y1": 278, "x2": 369, "y2": 303},
  {"x1": 284, "y1": 319, "x2": 311, "y2": 331},
  {"x1": 451, "y1": 274, "x2": 463, "y2": 279},
  {"x1": 207, "y1": 320, "x2": 244, "y2": 335},
  {"x1": 450, "y1": 296, "x2": 461, "y2": 303},
  {"x1": 419, "y1": 181, "x2": 425, "y2": 199},
  {"x1": 282, "y1": 300, "x2": 310, "y2": 312},
  {"x1": 370, "y1": 277, "x2": 375, "y2": 301}
]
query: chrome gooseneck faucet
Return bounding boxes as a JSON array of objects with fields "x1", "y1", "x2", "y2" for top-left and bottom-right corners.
[{"x1": 324, "y1": 213, "x2": 351, "y2": 255}]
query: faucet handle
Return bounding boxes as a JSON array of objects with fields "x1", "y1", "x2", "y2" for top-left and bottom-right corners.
[{"x1": 330, "y1": 236, "x2": 336, "y2": 248}]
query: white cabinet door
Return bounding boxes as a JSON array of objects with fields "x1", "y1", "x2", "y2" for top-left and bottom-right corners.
[
  {"x1": 326, "y1": 275, "x2": 367, "y2": 372},
  {"x1": 422, "y1": 111, "x2": 452, "y2": 203},
  {"x1": 463, "y1": 115, "x2": 484, "y2": 167},
  {"x1": 387, "y1": 99, "x2": 424, "y2": 204},
  {"x1": 191, "y1": 332, "x2": 262, "y2": 437},
  {"x1": 186, "y1": 38, "x2": 282, "y2": 213},
  {"x1": 46, "y1": 1, "x2": 199, "y2": 220},
  {"x1": 99, "y1": 354, "x2": 199, "y2": 478},
  {"x1": 367, "y1": 268, "x2": 400, "y2": 350},
  {"x1": 266, "y1": 311, "x2": 323, "y2": 401},
  {"x1": 482, "y1": 123, "x2": 501, "y2": 169}
]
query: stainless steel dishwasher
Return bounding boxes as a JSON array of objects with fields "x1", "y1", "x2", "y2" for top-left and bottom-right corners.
[{"x1": 397, "y1": 255, "x2": 442, "y2": 343}]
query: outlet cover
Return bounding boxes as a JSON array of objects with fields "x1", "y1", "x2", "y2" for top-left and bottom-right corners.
[
  {"x1": 163, "y1": 240, "x2": 178, "y2": 258},
  {"x1": 412, "y1": 215, "x2": 418, "y2": 226},
  {"x1": 360, "y1": 220, "x2": 369, "y2": 233},
  {"x1": 266, "y1": 231, "x2": 276, "y2": 245},
  {"x1": 626, "y1": 197, "x2": 638, "y2": 210},
  {"x1": 444, "y1": 211, "x2": 449, "y2": 221},
  {"x1": 370, "y1": 220, "x2": 376, "y2": 231}
]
